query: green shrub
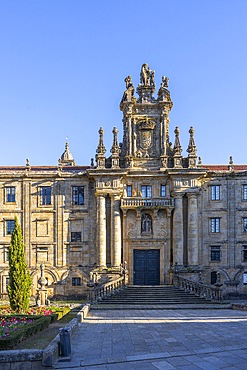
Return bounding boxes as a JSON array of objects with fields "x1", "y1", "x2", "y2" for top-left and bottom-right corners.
[{"x1": 7, "y1": 217, "x2": 32, "y2": 313}]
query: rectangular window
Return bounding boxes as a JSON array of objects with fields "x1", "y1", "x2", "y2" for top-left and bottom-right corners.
[
  {"x1": 210, "y1": 218, "x2": 220, "y2": 233},
  {"x1": 40, "y1": 186, "x2": 51, "y2": 205},
  {"x1": 126, "y1": 185, "x2": 132, "y2": 197},
  {"x1": 243, "y1": 218, "x2": 247, "y2": 232},
  {"x1": 5, "y1": 277, "x2": 10, "y2": 292},
  {"x1": 71, "y1": 232, "x2": 81, "y2": 242},
  {"x1": 6, "y1": 187, "x2": 16, "y2": 203},
  {"x1": 211, "y1": 271, "x2": 217, "y2": 284},
  {"x1": 6, "y1": 220, "x2": 15, "y2": 235},
  {"x1": 211, "y1": 246, "x2": 221, "y2": 261},
  {"x1": 4, "y1": 248, "x2": 9, "y2": 263},
  {"x1": 244, "y1": 185, "x2": 247, "y2": 200},
  {"x1": 72, "y1": 277, "x2": 81, "y2": 286},
  {"x1": 141, "y1": 185, "x2": 152, "y2": 198},
  {"x1": 160, "y1": 185, "x2": 166, "y2": 197},
  {"x1": 243, "y1": 246, "x2": 247, "y2": 262},
  {"x1": 211, "y1": 185, "x2": 220, "y2": 200},
  {"x1": 72, "y1": 186, "x2": 84, "y2": 205}
]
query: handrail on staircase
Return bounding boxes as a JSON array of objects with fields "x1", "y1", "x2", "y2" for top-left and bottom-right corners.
[
  {"x1": 87, "y1": 275, "x2": 126, "y2": 303},
  {"x1": 172, "y1": 274, "x2": 223, "y2": 302}
]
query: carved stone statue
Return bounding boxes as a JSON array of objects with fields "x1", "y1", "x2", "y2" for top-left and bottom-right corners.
[
  {"x1": 161, "y1": 76, "x2": 169, "y2": 88},
  {"x1": 139, "y1": 63, "x2": 155, "y2": 87},
  {"x1": 125, "y1": 75, "x2": 133, "y2": 89},
  {"x1": 121, "y1": 75, "x2": 134, "y2": 103},
  {"x1": 150, "y1": 70, "x2": 155, "y2": 86},
  {"x1": 140, "y1": 64, "x2": 148, "y2": 85},
  {"x1": 141, "y1": 214, "x2": 152, "y2": 233}
]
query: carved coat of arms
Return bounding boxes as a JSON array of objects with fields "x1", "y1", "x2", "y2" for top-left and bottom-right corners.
[{"x1": 140, "y1": 131, "x2": 152, "y2": 150}]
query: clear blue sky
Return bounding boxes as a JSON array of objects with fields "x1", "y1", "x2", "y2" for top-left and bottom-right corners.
[{"x1": 0, "y1": 0, "x2": 247, "y2": 166}]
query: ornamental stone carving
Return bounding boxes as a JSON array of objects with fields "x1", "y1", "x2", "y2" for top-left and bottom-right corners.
[
  {"x1": 121, "y1": 75, "x2": 134, "y2": 103},
  {"x1": 158, "y1": 223, "x2": 168, "y2": 237},
  {"x1": 128, "y1": 223, "x2": 137, "y2": 238}
]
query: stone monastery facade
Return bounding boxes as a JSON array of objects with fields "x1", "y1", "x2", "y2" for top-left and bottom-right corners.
[{"x1": 1, "y1": 64, "x2": 247, "y2": 299}]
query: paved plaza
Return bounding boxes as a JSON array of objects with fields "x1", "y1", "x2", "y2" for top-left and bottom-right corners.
[{"x1": 55, "y1": 308, "x2": 247, "y2": 370}]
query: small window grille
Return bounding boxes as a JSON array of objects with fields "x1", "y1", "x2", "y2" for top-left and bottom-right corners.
[
  {"x1": 210, "y1": 185, "x2": 220, "y2": 200},
  {"x1": 6, "y1": 220, "x2": 15, "y2": 235},
  {"x1": 211, "y1": 246, "x2": 221, "y2": 261},
  {"x1": 72, "y1": 277, "x2": 81, "y2": 286},
  {"x1": 160, "y1": 185, "x2": 166, "y2": 197},
  {"x1": 6, "y1": 187, "x2": 16, "y2": 202},
  {"x1": 243, "y1": 246, "x2": 247, "y2": 262},
  {"x1": 210, "y1": 218, "x2": 220, "y2": 233},
  {"x1": 72, "y1": 186, "x2": 84, "y2": 205},
  {"x1": 243, "y1": 185, "x2": 247, "y2": 200},
  {"x1": 126, "y1": 185, "x2": 132, "y2": 197},
  {"x1": 211, "y1": 271, "x2": 217, "y2": 284},
  {"x1": 40, "y1": 186, "x2": 51, "y2": 205},
  {"x1": 243, "y1": 218, "x2": 247, "y2": 232},
  {"x1": 71, "y1": 232, "x2": 81, "y2": 242},
  {"x1": 141, "y1": 185, "x2": 152, "y2": 198}
]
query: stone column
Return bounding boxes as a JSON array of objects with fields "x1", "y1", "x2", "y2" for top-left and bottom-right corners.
[
  {"x1": 172, "y1": 193, "x2": 184, "y2": 265},
  {"x1": 187, "y1": 193, "x2": 199, "y2": 265},
  {"x1": 128, "y1": 116, "x2": 132, "y2": 156},
  {"x1": 160, "y1": 110, "x2": 167, "y2": 155},
  {"x1": 165, "y1": 209, "x2": 172, "y2": 283},
  {"x1": 97, "y1": 195, "x2": 106, "y2": 267},
  {"x1": 111, "y1": 195, "x2": 122, "y2": 267},
  {"x1": 122, "y1": 210, "x2": 128, "y2": 264}
]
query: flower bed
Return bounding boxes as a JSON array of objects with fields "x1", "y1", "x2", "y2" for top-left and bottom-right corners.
[
  {"x1": 0, "y1": 315, "x2": 51, "y2": 350},
  {"x1": 0, "y1": 305, "x2": 71, "y2": 350},
  {"x1": 0, "y1": 316, "x2": 33, "y2": 337}
]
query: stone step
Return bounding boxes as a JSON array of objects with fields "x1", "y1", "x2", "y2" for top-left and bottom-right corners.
[
  {"x1": 96, "y1": 285, "x2": 215, "y2": 306},
  {"x1": 91, "y1": 303, "x2": 231, "y2": 310}
]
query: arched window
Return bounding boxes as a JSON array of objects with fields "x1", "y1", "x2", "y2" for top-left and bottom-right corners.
[{"x1": 141, "y1": 214, "x2": 152, "y2": 233}]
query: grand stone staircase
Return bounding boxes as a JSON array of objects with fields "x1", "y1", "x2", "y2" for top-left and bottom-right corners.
[{"x1": 91, "y1": 285, "x2": 230, "y2": 309}]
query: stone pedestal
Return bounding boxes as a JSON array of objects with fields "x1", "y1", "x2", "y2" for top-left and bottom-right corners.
[
  {"x1": 36, "y1": 288, "x2": 48, "y2": 306},
  {"x1": 36, "y1": 264, "x2": 49, "y2": 306}
]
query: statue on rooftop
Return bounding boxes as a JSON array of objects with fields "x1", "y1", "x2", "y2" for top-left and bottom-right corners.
[
  {"x1": 140, "y1": 63, "x2": 155, "y2": 87},
  {"x1": 121, "y1": 75, "x2": 134, "y2": 103},
  {"x1": 161, "y1": 76, "x2": 169, "y2": 88}
]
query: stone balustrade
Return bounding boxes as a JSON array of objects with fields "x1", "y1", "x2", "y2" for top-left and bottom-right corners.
[
  {"x1": 173, "y1": 274, "x2": 223, "y2": 302},
  {"x1": 121, "y1": 198, "x2": 174, "y2": 208},
  {"x1": 88, "y1": 276, "x2": 126, "y2": 303}
]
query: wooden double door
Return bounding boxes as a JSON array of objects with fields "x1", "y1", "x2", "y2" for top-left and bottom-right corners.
[{"x1": 133, "y1": 249, "x2": 160, "y2": 285}]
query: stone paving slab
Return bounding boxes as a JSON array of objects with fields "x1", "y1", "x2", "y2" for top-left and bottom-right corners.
[{"x1": 55, "y1": 309, "x2": 247, "y2": 369}]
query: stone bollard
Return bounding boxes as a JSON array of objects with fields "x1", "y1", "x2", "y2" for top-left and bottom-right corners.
[{"x1": 59, "y1": 327, "x2": 71, "y2": 357}]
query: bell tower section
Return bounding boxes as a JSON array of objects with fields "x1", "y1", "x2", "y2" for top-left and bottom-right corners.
[{"x1": 120, "y1": 64, "x2": 173, "y2": 169}]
